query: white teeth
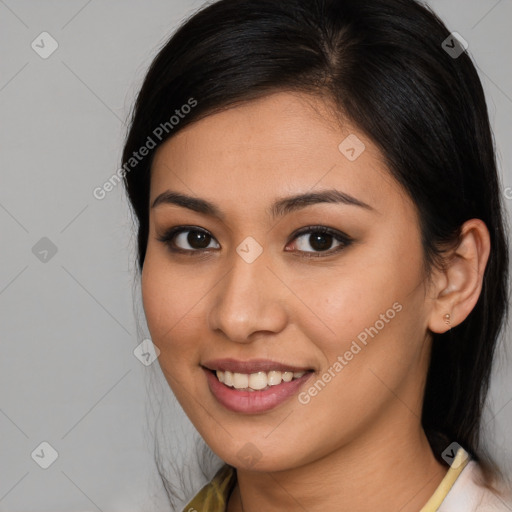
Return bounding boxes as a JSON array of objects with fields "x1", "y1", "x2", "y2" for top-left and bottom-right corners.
[
  {"x1": 267, "y1": 370, "x2": 282, "y2": 386},
  {"x1": 213, "y1": 369, "x2": 308, "y2": 391},
  {"x1": 233, "y1": 373, "x2": 249, "y2": 389},
  {"x1": 224, "y1": 371, "x2": 234, "y2": 387},
  {"x1": 248, "y1": 372, "x2": 268, "y2": 390},
  {"x1": 282, "y1": 371, "x2": 293, "y2": 382}
]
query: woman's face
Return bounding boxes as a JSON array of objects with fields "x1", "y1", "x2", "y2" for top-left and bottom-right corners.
[{"x1": 142, "y1": 91, "x2": 436, "y2": 471}]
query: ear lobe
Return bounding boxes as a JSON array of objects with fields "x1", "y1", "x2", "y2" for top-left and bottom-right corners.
[{"x1": 427, "y1": 219, "x2": 490, "y2": 334}]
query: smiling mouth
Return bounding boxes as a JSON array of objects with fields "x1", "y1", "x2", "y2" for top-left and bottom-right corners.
[{"x1": 205, "y1": 368, "x2": 314, "y2": 392}]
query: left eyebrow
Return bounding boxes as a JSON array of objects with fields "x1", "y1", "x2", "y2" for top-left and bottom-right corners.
[
  {"x1": 151, "y1": 188, "x2": 375, "y2": 221},
  {"x1": 270, "y1": 189, "x2": 375, "y2": 219}
]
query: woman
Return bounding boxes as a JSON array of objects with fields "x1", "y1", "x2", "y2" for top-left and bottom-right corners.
[{"x1": 122, "y1": 0, "x2": 511, "y2": 510}]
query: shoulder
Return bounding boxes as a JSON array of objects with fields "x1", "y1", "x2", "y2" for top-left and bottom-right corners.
[{"x1": 439, "y1": 460, "x2": 512, "y2": 512}]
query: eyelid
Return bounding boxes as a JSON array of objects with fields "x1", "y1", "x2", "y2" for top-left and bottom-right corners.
[{"x1": 288, "y1": 225, "x2": 352, "y2": 243}]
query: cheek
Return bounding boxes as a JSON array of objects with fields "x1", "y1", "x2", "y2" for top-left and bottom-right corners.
[
  {"x1": 286, "y1": 283, "x2": 425, "y2": 455},
  {"x1": 291, "y1": 247, "x2": 422, "y2": 352},
  {"x1": 141, "y1": 252, "x2": 209, "y2": 408},
  {"x1": 141, "y1": 250, "x2": 203, "y2": 360},
  {"x1": 291, "y1": 232, "x2": 427, "y2": 401}
]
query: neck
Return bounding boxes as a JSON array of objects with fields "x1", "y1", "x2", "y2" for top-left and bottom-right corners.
[{"x1": 228, "y1": 409, "x2": 447, "y2": 512}]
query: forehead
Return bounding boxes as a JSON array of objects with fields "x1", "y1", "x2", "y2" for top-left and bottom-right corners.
[{"x1": 149, "y1": 91, "x2": 409, "y2": 218}]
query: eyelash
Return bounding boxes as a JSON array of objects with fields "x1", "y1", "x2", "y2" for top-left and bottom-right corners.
[{"x1": 156, "y1": 225, "x2": 354, "y2": 259}]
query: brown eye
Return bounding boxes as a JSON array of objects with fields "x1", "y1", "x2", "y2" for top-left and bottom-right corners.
[
  {"x1": 157, "y1": 226, "x2": 220, "y2": 254},
  {"x1": 287, "y1": 226, "x2": 353, "y2": 257},
  {"x1": 297, "y1": 232, "x2": 335, "y2": 252},
  {"x1": 181, "y1": 230, "x2": 213, "y2": 249}
]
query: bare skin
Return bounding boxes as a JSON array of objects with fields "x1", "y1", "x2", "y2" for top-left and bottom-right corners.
[{"x1": 141, "y1": 91, "x2": 490, "y2": 511}]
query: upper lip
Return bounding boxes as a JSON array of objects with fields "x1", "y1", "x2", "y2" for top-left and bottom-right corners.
[{"x1": 202, "y1": 358, "x2": 313, "y2": 374}]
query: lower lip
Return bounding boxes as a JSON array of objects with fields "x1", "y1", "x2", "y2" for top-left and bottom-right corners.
[{"x1": 203, "y1": 368, "x2": 313, "y2": 414}]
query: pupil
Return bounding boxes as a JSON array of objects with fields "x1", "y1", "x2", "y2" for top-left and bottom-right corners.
[
  {"x1": 310, "y1": 233, "x2": 332, "y2": 251},
  {"x1": 189, "y1": 230, "x2": 210, "y2": 249}
]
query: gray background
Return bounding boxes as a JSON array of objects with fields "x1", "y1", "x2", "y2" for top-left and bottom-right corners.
[{"x1": 1, "y1": 1, "x2": 511, "y2": 510}]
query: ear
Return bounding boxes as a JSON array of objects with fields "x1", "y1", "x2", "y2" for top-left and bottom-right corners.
[{"x1": 427, "y1": 219, "x2": 491, "y2": 334}]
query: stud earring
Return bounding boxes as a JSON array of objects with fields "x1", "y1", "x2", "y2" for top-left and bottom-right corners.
[{"x1": 443, "y1": 314, "x2": 451, "y2": 326}]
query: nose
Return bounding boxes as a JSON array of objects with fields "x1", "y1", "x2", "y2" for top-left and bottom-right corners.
[{"x1": 207, "y1": 250, "x2": 288, "y2": 344}]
